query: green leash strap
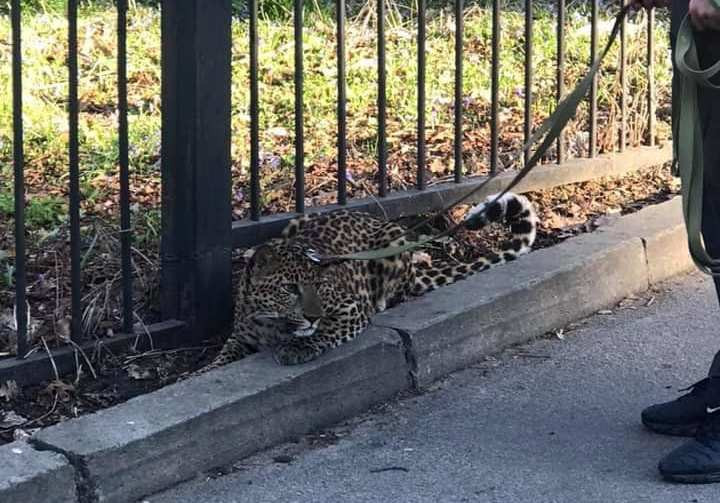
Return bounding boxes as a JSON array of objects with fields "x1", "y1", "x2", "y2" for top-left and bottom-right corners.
[
  {"x1": 308, "y1": 4, "x2": 633, "y2": 264},
  {"x1": 674, "y1": 14, "x2": 720, "y2": 275}
]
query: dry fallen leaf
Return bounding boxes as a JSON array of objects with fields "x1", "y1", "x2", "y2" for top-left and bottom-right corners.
[
  {"x1": 0, "y1": 380, "x2": 19, "y2": 402},
  {"x1": 56, "y1": 317, "x2": 71, "y2": 342},
  {"x1": 126, "y1": 364, "x2": 153, "y2": 380},
  {"x1": 0, "y1": 410, "x2": 27, "y2": 429},
  {"x1": 13, "y1": 427, "x2": 38, "y2": 441},
  {"x1": 44, "y1": 380, "x2": 76, "y2": 402}
]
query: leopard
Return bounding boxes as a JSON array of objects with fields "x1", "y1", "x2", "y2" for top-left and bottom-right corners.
[{"x1": 195, "y1": 192, "x2": 537, "y2": 373}]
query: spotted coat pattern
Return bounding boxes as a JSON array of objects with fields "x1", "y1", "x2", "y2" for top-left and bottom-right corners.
[{"x1": 198, "y1": 192, "x2": 538, "y2": 371}]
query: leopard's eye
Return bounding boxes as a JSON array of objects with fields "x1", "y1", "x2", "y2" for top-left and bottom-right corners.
[{"x1": 282, "y1": 284, "x2": 300, "y2": 295}]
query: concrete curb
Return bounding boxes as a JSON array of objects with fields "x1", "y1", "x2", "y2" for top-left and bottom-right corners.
[
  {"x1": 10, "y1": 197, "x2": 693, "y2": 502},
  {"x1": 373, "y1": 197, "x2": 692, "y2": 386},
  {"x1": 0, "y1": 441, "x2": 77, "y2": 503},
  {"x1": 31, "y1": 327, "x2": 406, "y2": 503},
  {"x1": 374, "y1": 230, "x2": 650, "y2": 386}
]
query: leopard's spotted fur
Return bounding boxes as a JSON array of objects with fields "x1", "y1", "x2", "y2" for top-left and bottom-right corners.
[{"x1": 199, "y1": 192, "x2": 537, "y2": 370}]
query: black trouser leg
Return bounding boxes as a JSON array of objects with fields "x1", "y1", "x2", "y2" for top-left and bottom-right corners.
[
  {"x1": 703, "y1": 159, "x2": 720, "y2": 312},
  {"x1": 706, "y1": 164, "x2": 720, "y2": 377},
  {"x1": 697, "y1": 20, "x2": 720, "y2": 376},
  {"x1": 672, "y1": 1, "x2": 720, "y2": 375},
  {"x1": 697, "y1": 21, "x2": 720, "y2": 308}
]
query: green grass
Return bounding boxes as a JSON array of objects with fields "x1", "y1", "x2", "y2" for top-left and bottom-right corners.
[
  {"x1": 0, "y1": 2, "x2": 672, "y2": 232},
  {"x1": 1, "y1": 0, "x2": 316, "y2": 19},
  {"x1": 0, "y1": 192, "x2": 66, "y2": 229}
]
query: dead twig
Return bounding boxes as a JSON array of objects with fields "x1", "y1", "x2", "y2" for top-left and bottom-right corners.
[
  {"x1": 40, "y1": 336, "x2": 60, "y2": 383},
  {"x1": 61, "y1": 337, "x2": 98, "y2": 380},
  {"x1": 360, "y1": 181, "x2": 389, "y2": 221},
  {"x1": 123, "y1": 345, "x2": 218, "y2": 364},
  {"x1": 132, "y1": 311, "x2": 154, "y2": 352}
]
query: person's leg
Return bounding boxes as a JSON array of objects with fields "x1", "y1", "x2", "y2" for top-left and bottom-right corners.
[
  {"x1": 695, "y1": 17, "x2": 720, "y2": 375},
  {"x1": 702, "y1": 90, "x2": 720, "y2": 374},
  {"x1": 655, "y1": 5, "x2": 720, "y2": 485},
  {"x1": 641, "y1": 1, "x2": 720, "y2": 438}
]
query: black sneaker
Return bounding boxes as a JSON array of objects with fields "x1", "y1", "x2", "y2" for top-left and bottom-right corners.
[
  {"x1": 642, "y1": 377, "x2": 720, "y2": 437},
  {"x1": 659, "y1": 410, "x2": 720, "y2": 483}
]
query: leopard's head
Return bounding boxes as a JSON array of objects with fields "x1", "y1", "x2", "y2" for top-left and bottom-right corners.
[{"x1": 240, "y1": 242, "x2": 325, "y2": 336}]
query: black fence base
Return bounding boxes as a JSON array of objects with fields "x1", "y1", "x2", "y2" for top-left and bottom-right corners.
[{"x1": 0, "y1": 320, "x2": 186, "y2": 387}]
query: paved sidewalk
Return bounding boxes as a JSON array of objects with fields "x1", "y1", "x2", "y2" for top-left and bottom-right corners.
[{"x1": 151, "y1": 272, "x2": 720, "y2": 503}]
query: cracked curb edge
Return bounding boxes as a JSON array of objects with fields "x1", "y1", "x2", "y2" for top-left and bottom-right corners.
[
  {"x1": 394, "y1": 329, "x2": 419, "y2": 392},
  {"x1": 382, "y1": 326, "x2": 419, "y2": 391},
  {"x1": 639, "y1": 236, "x2": 652, "y2": 291},
  {"x1": 30, "y1": 438, "x2": 97, "y2": 503}
]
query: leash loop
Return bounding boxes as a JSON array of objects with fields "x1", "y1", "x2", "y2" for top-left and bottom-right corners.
[{"x1": 674, "y1": 14, "x2": 720, "y2": 275}]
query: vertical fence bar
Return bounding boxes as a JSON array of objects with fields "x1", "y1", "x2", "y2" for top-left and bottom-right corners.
[
  {"x1": 589, "y1": 0, "x2": 598, "y2": 157},
  {"x1": 377, "y1": 0, "x2": 388, "y2": 197},
  {"x1": 619, "y1": 0, "x2": 626, "y2": 152},
  {"x1": 490, "y1": 0, "x2": 500, "y2": 174},
  {"x1": 556, "y1": 0, "x2": 565, "y2": 163},
  {"x1": 160, "y1": 0, "x2": 233, "y2": 339},
  {"x1": 250, "y1": 0, "x2": 260, "y2": 220},
  {"x1": 524, "y1": 0, "x2": 533, "y2": 165},
  {"x1": 117, "y1": 0, "x2": 133, "y2": 334},
  {"x1": 337, "y1": 0, "x2": 348, "y2": 205},
  {"x1": 647, "y1": 8, "x2": 655, "y2": 146},
  {"x1": 294, "y1": 0, "x2": 305, "y2": 212},
  {"x1": 11, "y1": 0, "x2": 28, "y2": 357},
  {"x1": 68, "y1": 0, "x2": 82, "y2": 341},
  {"x1": 454, "y1": 0, "x2": 463, "y2": 183},
  {"x1": 417, "y1": 0, "x2": 426, "y2": 191}
]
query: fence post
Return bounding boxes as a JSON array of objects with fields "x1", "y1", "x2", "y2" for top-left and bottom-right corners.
[{"x1": 160, "y1": 0, "x2": 233, "y2": 340}]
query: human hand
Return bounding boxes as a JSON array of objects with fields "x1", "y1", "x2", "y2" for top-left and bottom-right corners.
[{"x1": 689, "y1": 0, "x2": 720, "y2": 31}]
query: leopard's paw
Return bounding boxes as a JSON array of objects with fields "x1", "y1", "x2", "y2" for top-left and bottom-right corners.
[{"x1": 272, "y1": 341, "x2": 322, "y2": 365}]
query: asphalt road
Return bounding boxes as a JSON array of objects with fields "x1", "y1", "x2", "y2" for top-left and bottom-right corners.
[{"x1": 150, "y1": 272, "x2": 720, "y2": 503}]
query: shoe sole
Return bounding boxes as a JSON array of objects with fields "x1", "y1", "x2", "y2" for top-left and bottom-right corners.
[
  {"x1": 641, "y1": 418, "x2": 700, "y2": 437},
  {"x1": 661, "y1": 471, "x2": 720, "y2": 484}
]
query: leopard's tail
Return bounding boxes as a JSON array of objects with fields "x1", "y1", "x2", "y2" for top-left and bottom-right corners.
[{"x1": 412, "y1": 192, "x2": 537, "y2": 295}]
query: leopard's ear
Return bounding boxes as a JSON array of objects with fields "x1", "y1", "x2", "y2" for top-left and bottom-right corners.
[
  {"x1": 246, "y1": 245, "x2": 281, "y2": 278},
  {"x1": 299, "y1": 283, "x2": 324, "y2": 320}
]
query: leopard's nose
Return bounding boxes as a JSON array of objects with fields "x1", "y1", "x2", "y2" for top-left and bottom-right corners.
[{"x1": 305, "y1": 313, "x2": 322, "y2": 323}]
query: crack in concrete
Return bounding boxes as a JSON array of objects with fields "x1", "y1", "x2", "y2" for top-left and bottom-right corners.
[
  {"x1": 371, "y1": 321, "x2": 420, "y2": 390},
  {"x1": 639, "y1": 236, "x2": 652, "y2": 291},
  {"x1": 30, "y1": 439, "x2": 96, "y2": 503},
  {"x1": 392, "y1": 328, "x2": 419, "y2": 391}
]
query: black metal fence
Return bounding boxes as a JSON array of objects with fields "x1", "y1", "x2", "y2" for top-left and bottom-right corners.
[
  {"x1": 5, "y1": 0, "x2": 658, "y2": 383},
  {"x1": 230, "y1": 0, "x2": 659, "y2": 247},
  {"x1": 5, "y1": 0, "x2": 186, "y2": 385}
]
